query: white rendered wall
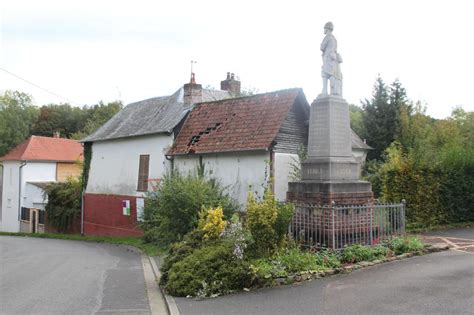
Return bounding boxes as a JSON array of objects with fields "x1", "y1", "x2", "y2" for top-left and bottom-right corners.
[
  {"x1": 24, "y1": 183, "x2": 47, "y2": 210},
  {"x1": 173, "y1": 152, "x2": 270, "y2": 208},
  {"x1": 22, "y1": 162, "x2": 56, "y2": 189},
  {"x1": 274, "y1": 152, "x2": 299, "y2": 202},
  {"x1": 0, "y1": 164, "x2": 3, "y2": 221},
  {"x1": 0, "y1": 161, "x2": 20, "y2": 232},
  {"x1": 86, "y1": 134, "x2": 173, "y2": 196}
]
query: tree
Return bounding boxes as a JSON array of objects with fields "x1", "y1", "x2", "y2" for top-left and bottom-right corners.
[
  {"x1": 449, "y1": 106, "x2": 474, "y2": 149},
  {"x1": 349, "y1": 104, "x2": 365, "y2": 137},
  {"x1": 362, "y1": 77, "x2": 392, "y2": 160},
  {"x1": 362, "y1": 77, "x2": 413, "y2": 160},
  {"x1": 71, "y1": 101, "x2": 122, "y2": 139},
  {"x1": 0, "y1": 91, "x2": 39, "y2": 156},
  {"x1": 31, "y1": 103, "x2": 87, "y2": 138}
]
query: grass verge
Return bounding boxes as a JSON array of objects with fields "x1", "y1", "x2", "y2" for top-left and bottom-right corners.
[{"x1": 0, "y1": 232, "x2": 165, "y2": 256}]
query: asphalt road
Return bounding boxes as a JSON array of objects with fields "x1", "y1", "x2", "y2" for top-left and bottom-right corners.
[
  {"x1": 174, "y1": 228, "x2": 474, "y2": 315},
  {"x1": 0, "y1": 236, "x2": 151, "y2": 315}
]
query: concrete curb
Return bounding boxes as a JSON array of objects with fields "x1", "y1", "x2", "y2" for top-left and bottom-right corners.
[
  {"x1": 141, "y1": 255, "x2": 169, "y2": 315},
  {"x1": 148, "y1": 256, "x2": 180, "y2": 315}
]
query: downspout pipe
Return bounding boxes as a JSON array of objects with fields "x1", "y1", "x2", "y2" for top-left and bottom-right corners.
[
  {"x1": 165, "y1": 154, "x2": 174, "y2": 171},
  {"x1": 18, "y1": 161, "x2": 27, "y2": 221}
]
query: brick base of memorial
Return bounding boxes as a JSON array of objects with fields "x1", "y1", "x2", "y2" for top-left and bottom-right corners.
[{"x1": 287, "y1": 181, "x2": 373, "y2": 205}]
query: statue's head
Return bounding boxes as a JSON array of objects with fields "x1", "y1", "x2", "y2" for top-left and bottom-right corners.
[{"x1": 324, "y1": 21, "x2": 334, "y2": 33}]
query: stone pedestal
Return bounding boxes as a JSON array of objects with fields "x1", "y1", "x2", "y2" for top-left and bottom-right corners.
[{"x1": 287, "y1": 95, "x2": 373, "y2": 205}]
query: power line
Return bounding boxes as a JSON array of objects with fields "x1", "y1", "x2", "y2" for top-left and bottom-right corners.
[{"x1": 0, "y1": 67, "x2": 80, "y2": 105}]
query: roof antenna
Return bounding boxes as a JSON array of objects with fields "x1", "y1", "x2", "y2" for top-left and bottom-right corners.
[{"x1": 190, "y1": 60, "x2": 197, "y2": 84}]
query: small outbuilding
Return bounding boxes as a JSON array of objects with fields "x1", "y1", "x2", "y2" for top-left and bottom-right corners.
[{"x1": 0, "y1": 136, "x2": 83, "y2": 233}]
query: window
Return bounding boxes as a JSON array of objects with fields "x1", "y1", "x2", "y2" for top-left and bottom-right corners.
[
  {"x1": 21, "y1": 207, "x2": 30, "y2": 221},
  {"x1": 137, "y1": 155, "x2": 150, "y2": 191}
]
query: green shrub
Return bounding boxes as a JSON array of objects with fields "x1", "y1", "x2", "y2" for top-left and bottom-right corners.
[
  {"x1": 246, "y1": 189, "x2": 294, "y2": 255},
  {"x1": 159, "y1": 229, "x2": 205, "y2": 286},
  {"x1": 142, "y1": 171, "x2": 237, "y2": 247},
  {"x1": 274, "y1": 202, "x2": 295, "y2": 247},
  {"x1": 164, "y1": 240, "x2": 252, "y2": 297},
  {"x1": 43, "y1": 178, "x2": 82, "y2": 232},
  {"x1": 246, "y1": 189, "x2": 278, "y2": 255},
  {"x1": 387, "y1": 236, "x2": 424, "y2": 255},
  {"x1": 340, "y1": 244, "x2": 389, "y2": 264},
  {"x1": 250, "y1": 247, "x2": 340, "y2": 283}
]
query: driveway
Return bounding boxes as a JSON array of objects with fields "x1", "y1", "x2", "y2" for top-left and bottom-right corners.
[
  {"x1": 0, "y1": 236, "x2": 152, "y2": 315},
  {"x1": 172, "y1": 228, "x2": 474, "y2": 315}
]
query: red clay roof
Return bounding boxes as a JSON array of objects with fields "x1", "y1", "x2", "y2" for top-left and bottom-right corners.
[
  {"x1": 168, "y1": 88, "x2": 302, "y2": 155},
  {"x1": 0, "y1": 136, "x2": 83, "y2": 162}
]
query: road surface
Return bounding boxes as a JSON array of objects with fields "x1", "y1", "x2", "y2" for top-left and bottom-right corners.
[{"x1": 0, "y1": 236, "x2": 152, "y2": 314}]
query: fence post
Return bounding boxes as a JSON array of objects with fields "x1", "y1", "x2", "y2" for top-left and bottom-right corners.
[
  {"x1": 331, "y1": 201, "x2": 336, "y2": 250},
  {"x1": 369, "y1": 204, "x2": 373, "y2": 245},
  {"x1": 401, "y1": 199, "x2": 406, "y2": 235}
]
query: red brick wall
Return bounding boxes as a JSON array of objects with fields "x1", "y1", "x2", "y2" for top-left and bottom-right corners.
[{"x1": 84, "y1": 193, "x2": 143, "y2": 237}]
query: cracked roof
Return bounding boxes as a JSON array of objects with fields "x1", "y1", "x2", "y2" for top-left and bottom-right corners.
[{"x1": 168, "y1": 88, "x2": 304, "y2": 155}]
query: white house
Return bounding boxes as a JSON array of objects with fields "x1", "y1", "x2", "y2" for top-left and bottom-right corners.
[
  {"x1": 81, "y1": 74, "x2": 238, "y2": 236},
  {"x1": 168, "y1": 88, "x2": 309, "y2": 205},
  {"x1": 0, "y1": 136, "x2": 83, "y2": 233}
]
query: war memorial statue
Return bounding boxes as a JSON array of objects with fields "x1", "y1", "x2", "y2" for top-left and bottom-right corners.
[
  {"x1": 287, "y1": 21, "x2": 372, "y2": 206},
  {"x1": 320, "y1": 21, "x2": 343, "y2": 96}
]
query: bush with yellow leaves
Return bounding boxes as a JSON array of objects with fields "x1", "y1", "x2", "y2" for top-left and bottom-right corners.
[{"x1": 198, "y1": 206, "x2": 227, "y2": 240}]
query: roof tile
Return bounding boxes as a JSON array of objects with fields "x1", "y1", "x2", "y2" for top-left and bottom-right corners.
[{"x1": 0, "y1": 136, "x2": 83, "y2": 162}]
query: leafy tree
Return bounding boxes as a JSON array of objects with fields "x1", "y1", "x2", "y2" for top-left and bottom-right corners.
[
  {"x1": 72, "y1": 101, "x2": 122, "y2": 139},
  {"x1": 449, "y1": 106, "x2": 474, "y2": 148},
  {"x1": 31, "y1": 103, "x2": 87, "y2": 138},
  {"x1": 349, "y1": 104, "x2": 365, "y2": 137},
  {"x1": 0, "y1": 91, "x2": 39, "y2": 156}
]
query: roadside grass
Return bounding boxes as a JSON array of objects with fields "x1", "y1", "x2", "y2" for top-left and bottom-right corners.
[
  {"x1": 407, "y1": 221, "x2": 473, "y2": 234},
  {"x1": 0, "y1": 232, "x2": 165, "y2": 256}
]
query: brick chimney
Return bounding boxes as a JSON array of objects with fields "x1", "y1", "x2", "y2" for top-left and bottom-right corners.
[
  {"x1": 183, "y1": 73, "x2": 202, "y2": 105},
  {"x1": 220, "y1": 72, "x2": 241, "y2": 96}
]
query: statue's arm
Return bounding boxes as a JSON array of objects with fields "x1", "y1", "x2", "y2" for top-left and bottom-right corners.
[{"x1": 320, "y1": 36, "x2": 328, "y2": 52}]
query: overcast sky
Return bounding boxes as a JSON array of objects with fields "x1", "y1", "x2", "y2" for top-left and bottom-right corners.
[{"x1": 1, "y1": 0, "x2": 473, "y2": 119}]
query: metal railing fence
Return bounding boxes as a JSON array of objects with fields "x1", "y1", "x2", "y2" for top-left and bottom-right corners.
[{"x1": 289, "y1": 201, "x2": 406, "y2": 250}]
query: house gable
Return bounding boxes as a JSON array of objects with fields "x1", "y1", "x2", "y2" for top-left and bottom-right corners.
[{"x1": 274, "y1": 93, "x2": 310, "y2": 154}]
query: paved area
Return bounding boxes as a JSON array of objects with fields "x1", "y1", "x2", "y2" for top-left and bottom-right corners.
[
  {"x1": 171, "y1": 227, "x2": 474, "y2": 315},
  {"x1": 421, "y1": 226, "x2": 474, "y2": 253},
  {"x1": 0, "y1": 236, "x2": 151, "y2": 315}
]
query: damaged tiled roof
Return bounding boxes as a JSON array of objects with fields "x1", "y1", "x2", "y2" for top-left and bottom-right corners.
[
  {"x1": 81, "y1": 88, "x2": 232, "y2": 142},
  {"x1": 0, "y1": 136, "x2": 83, "y2": 162},
  {"x1": 168, "y1": 89, "x2": 303, "y2": 155}
]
